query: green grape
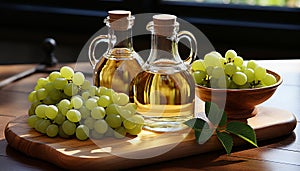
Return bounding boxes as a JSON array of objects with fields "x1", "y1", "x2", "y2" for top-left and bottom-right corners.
[
  {"x1": 115, "y1": 93, "x2": 129, "y2": 106},
  {"x1": 81, "y1": 80, "x2": 91, "y2": 90},
  {"x1": 232, "y1": 72, "x2": 247, "y2": 86},
  {"x1": 114, "y1": 127, "x2": 127, "y2": 139},
  {"x1": 225, "y1": 49, "x2": 237, "y2": 62},
  {"x1": 37, "y1": 78, "x2": 49, "y2": 88},
  {"x1": 219, "y1": 57, "x2": 227, "y2": 68},
  {"x1": 38, "y1": 119, "x2": 51, "y2": 134},
  {"x1": 62, "y1": 120, "x2": 76, "y2": 135},
  {"x1": 211, "y1": 66, "x2": 225, "y2": 79},
  {"x1": 193, "y1": 70, "x2": 206, "y2": 85},
  {"x1": 45, "y1": 105, "x2": 58, "y2": 120},
  {"x1": 233, "y1": 56, "x2": 243, "y2": 67},
  {"x1": 48, "y1": 71, "x2": 62, "y2": 82},
  {"x1": 106, "y1": 104, "x2": 120, "y2": 115},
  {"x1": 97, "y1": 86, "x2": 108, "y2": 96},
  {"x1": 123, "y1": 118, "x2": 137, "y2": 130},
  {"x1": 57, "y1": 99, "x2": 71, "y2": 115},
  {"x1": 206, "y1": 66, "x2": 214, "y2": 76},
  {"x1": 34, "y1": 117, "x2": 43, "y2": 131},
  {"x1": 85, "y1": 98, "x2": 98, "y2": 110},
  {"x1": 79, "y1": 106, "x2": 90, "y2": 119},
  {"x1": 126, "y1": 124, "x2": 143, "y2": 136},
  {"x1": 217, "y1": 76, "x2": 230, "y2": 89},
  {"x1": 28, "y1": 101, "x2": 41, "y2": 116},
  {"x1": 247, "y1": 60, "x2": 258, "y2": 70},
  {"x1": 244, "y1": 68, "x2": 255, "y2": 83},
  {"x1": 53, "y1": 78, "x2": 68, "y2": 90},
  {"x1": 60, "y1": 66, "x2": 74, "y2": 79},
  {"x1": 84, "y1": 116, "x2": 96, "y2": 129},
  {"x1": 64, "y1": 83, "x2": 79, "y2": 97},
  {"x1": 81, "y1": 91, "x2": 90, "y2": 101},
  {"x1": 46, "y1": 124, "x2": 59, "y2": 137},
  {"x1": 92, "y1": 95, "x2": 100, "y2": 101},
  {"x1": 72, "y1": 72, "x2": 85, "y2": 86},
  {"x1": 54, "y1": 112, "x2": 66, "y2": 125},
  {"x1": 44, "y1": 82, "x2": 55, "y2": 91},
  {"x1": 48, "y1": 88, "x2": 62, "y2": 101},
  {"x1": 97, "y1": 95, "x2": 111, "y2": 107},
  {"x1": 131, "y1": 115, "x2": 144, "y2": 125},
  {"x1": 36, "y1": 88, "x2": 48, "y2": 100},
  {"x1": 124, "y1": 103, "x2": 137, "y2": 113},
  {"x1": 104, "y1": 127, "x2": 115, "y2": 137},
  {"x1": 228, "y1": 80, "x2": 239, "y2": 89},
  {"x1": 238, "y1": 82, "x2": 251, "y2": 89},
  {"x1": 66, "y1": 109, "x2": 81, "y2": 123},
  {"x1": 91, "y1": 106, "x2": 106, "y2": 119},
  {"x1": 262, "y1": 73, "x2": 277, "y2": 86},
  {"x1": 254, "y1": 66, "x2": 267, "y2": 80},
  {"x1": 88, "y1": 86, "x2": 98, "y2": 96},
  {"x1": 28, "y1": 91, "x2": 37, "y2": 103},
  {"x1": 91, "y1": 129, "x2": 104, "y2": 139},
  {"x1": 204, "y1": 52, "x2": 222, "y2": 67},
  {"x1": 224, "y1": 63, "x2": 237, "y2": 77},
  {"x1": 210, "y1": 51, "x2": 223, "y2": 59},
  {"x1": 209, "y1": 77, "x2": 219, "y2": 88},
  {"x1": 76, "y1": 125, "x2": 89, "y2": 141},
  {"x1": 35, "y1": 104, "x2": 48, "y2": 118},
  {"x1": 119, "y1": 108, "x2": 134, "y2": 120},
  {"x1": 58, "y1": 125, "x2": 71, "y2": 138},
  {"x1": 105, "y1": 114, "x2": 122, "y2": 128},
  {"x1": 94, "y1": 119, "x2": 108, "y2": 134},
  {"x1": 102, "y1": 88, "x2": 116, "y2": 100},
  {"x1": 71, "y1": 96, "x2": 83, "y2": 109},
  {"x1": 191, "y1": 59, "x2": 206, "y2": 71},
  {"x1": 28, "y1": 115, "x2": 39, "y2": 128}
]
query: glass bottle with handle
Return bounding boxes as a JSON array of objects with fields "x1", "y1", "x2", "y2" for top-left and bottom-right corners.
[
  {"x1": 89, "y1": 10, "x2": 144, "y2": 95},
  {"x1": 130, "y1": 14, "x2": 197, "y2": 132}
]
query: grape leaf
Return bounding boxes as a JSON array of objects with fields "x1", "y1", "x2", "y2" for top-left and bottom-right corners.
[
  {"x1": 184, "y1": 118, "x2": 206, "y2": 130},
  {"x1": 184, "y1": 118, "x2": 214, "y2": 144},
  {"x1": 194, "y1": 126, "x2": 214, "y2": 144},
  {"x1": 226, "y1": 121, "x2": 258, "y2": 147},
  {"x1": 205, "y1": 102, "x2": 225, "y2": 126},
  {"x1": 218, "y1": 111, "x2": 227, "y2": 127},
  {"x1": 216, "y1": 131, "x2": 233, "y2": 155}
]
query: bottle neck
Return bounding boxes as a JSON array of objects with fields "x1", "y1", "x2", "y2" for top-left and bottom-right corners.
[
  {"x1": 107, "y1": 27, "x2": 134, "y2": 51},
  {"x1": 146, "y1": 32, "x2": 184, "y2": 70}
]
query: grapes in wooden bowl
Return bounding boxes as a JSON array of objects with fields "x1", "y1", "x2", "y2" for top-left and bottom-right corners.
[{"x1": 192, "y1": 50, "x2": 282, "y2": 121}]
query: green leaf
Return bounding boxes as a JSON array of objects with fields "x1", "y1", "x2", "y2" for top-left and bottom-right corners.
[
  {"x1": 194, "y1": 125, "x2": 214, "y2": 144},
  {"x1": 205, "y1": 102, "x2": 225, "y2": 126},
  {"x1": 218, "y1": 111, "x2": 227, "y2": 127},
  {"x1": 226, "y1": 121, "x2": 258, "y2": 147},
  {"x1": 184, "y1": 118, "x2": 214, "y2": 144},
  {"x1": 216, "y1": 131, "x2": 233, "y2": 155},
  {"x1": 184, "y1": 118, "x2": 206, "y2": 130}
]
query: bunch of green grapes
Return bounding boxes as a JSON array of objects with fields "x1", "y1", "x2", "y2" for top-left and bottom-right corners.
[
  {"x1": 191, "y1": 49, "x2": 277, "y2": 89},
  {"x1": 27, "y1": 66, "x2": 144, "y2": 141}
]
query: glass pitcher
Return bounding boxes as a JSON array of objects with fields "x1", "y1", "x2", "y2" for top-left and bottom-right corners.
[
  {"x1": 88, "y1": 10, "x2": 144, "y2": 95},
  {"x1": 130, "y1": 14, "x2": 197, "y2": 132}
]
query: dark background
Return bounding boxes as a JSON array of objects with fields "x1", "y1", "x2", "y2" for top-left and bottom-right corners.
[{"x1": 0, "y1": 0, "x2": 299, "y2": 64}]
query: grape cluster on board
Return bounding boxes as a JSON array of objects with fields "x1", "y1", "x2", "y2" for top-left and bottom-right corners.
[
  {"x1": 27, "y1": 66, "x2": 144, "y2": 140},
  {"x1": 191, "y1": 49, "x2": 277, "y2": 89}
]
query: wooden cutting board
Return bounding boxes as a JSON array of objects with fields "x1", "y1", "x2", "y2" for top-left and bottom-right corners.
[{"x1": 5, "y1": 106, "x2": 297, "y2": 170}]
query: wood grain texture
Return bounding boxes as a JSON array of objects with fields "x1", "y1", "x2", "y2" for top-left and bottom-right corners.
[{"x1": 5, "y1": 106, "x2": 297, "y2": 170}]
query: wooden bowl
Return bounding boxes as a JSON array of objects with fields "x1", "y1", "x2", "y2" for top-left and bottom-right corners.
[{"x1": 195, "y1": 70, "x2": 282, "y2": 122}]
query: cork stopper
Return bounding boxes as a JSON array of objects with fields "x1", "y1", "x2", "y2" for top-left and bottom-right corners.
[
  {"x1": 107, "y1": 10, "x2": 132, "y2": 31},
  {"x1": 152, "y1": 14, "x2": 177, "y2": 36}
]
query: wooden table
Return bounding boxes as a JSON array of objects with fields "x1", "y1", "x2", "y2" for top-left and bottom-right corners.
[{"x1": 0, "y1": 60, "x2": 299, "y2": 170}]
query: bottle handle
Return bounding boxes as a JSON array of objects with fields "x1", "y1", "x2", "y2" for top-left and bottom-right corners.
[
  {"x1": 88, "y1": 35, "x2": 109, "y2": 68},
  {"x1": 177, "y1": 31, "x2": 197, "y2": 65}
]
